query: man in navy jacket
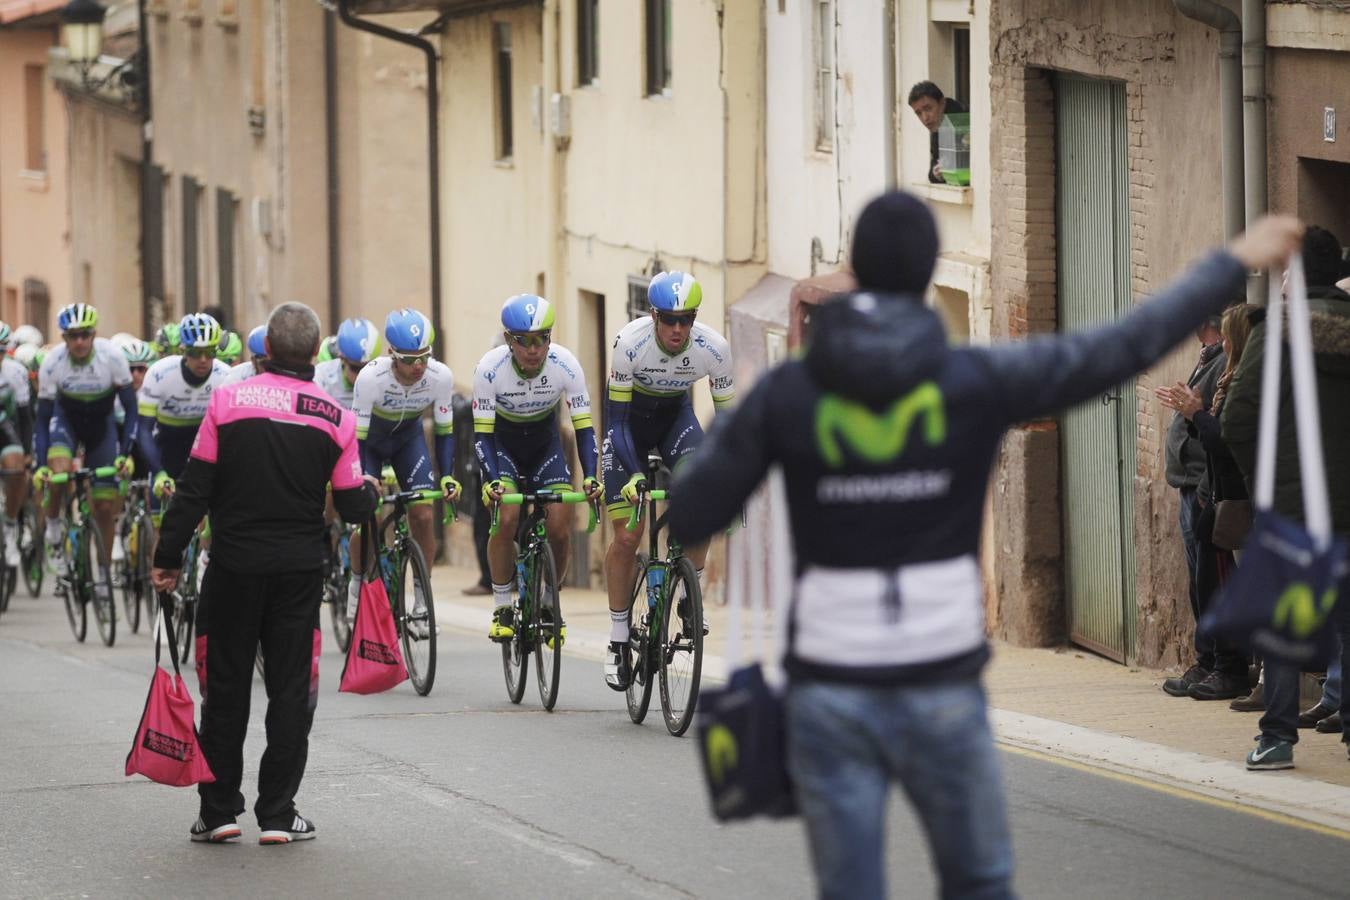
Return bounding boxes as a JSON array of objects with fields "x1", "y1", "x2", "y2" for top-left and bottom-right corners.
[{"x1": 668, "y1": 191, "x2": 1301, "y2": 899}]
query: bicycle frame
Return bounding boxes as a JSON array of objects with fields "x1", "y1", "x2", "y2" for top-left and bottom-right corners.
[
  {"x1": 490, "y1": 490, "x2": 598, "y2": 640},
  {"x1": 375, "y1": 489, "x2": 451, "y2": 629}
]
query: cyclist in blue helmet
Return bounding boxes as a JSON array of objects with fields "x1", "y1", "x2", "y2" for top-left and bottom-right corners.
[
  {"x1": 34, "y1": 302, "x2": 139, "y2": 585},
  {"x1": 315, "y1": 318, "x2": 381, "y2": 410},
  {"x1": 222, "y1": 325, "x2": 269, "y2": 386},
  {"x1": 474, "y1": 294, "x2": 600, "y2": 643},
  {"x1": 599, "y1": 271, "x2": 735, "y2": 690},
  {"x1": 347, "y1": 308, "x2": 459, "y2": 636}
]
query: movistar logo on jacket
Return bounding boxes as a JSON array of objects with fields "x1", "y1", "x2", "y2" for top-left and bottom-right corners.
[
  {"x1": 1272, "y1": 582, "x2": 1337, "y2": 638},
  {"x1": 814, "y1": 382, "x2": 946, "y2": 468}
]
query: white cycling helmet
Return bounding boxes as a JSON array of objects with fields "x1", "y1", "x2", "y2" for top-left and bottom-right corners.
[{"x1": 12, "y1": 324, "x2": 43, "y2": 348}]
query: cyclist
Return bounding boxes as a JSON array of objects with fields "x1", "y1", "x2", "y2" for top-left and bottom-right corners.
[
  {"x1": 316, "y1": 318, "x2": 380, "y2": 409},
  {"x1": 153, "y1": 322, "x2": 183, "y2": 357},
  {"x1": 316, "y1": 334, "x2": 339, "y2": 365},
  {"x1": 12, "y1": 343, "x2": 41, "y2": 400},
  {"x1": 217, "y1": 330, "x2": 243, "y2": 366},
  {"x1": 0, "y1": 322, "x2": 34, "y2": 568},
  {"x1": 222, "y1": 325, "x2": 268, "y2": 385},
  {"x1": 33, "y1": 303, "x2": 138, "y2": 589},
  {"x1": 601, "y1": 271, "x2": 734, "y2": 690},
  {"x1": 137, "y1": 314, "x2": 231, "y2": 502},
  {"x1": 109, "y1": 335, "x2": 157, "y2": 565},
  {"x1": 348, "y1": 309, "x2": 460, "y2": 634},
  {"x1": 474, "y1": 295, "x2": 600, "y2": 641}
]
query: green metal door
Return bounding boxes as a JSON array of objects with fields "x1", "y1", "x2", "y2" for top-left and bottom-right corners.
[{"x1": 1056, "y1": 75, "x2": 1136, "y2": 662}]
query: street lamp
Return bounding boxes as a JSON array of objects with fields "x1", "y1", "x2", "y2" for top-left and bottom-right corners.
[{"x1": 60, "y1": 0, "x2": 107, "y2": 73}]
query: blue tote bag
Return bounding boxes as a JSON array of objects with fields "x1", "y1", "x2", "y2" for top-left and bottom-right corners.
[{"x1": 1201, "y1": 257, "x2": 1347, "y2": 665}]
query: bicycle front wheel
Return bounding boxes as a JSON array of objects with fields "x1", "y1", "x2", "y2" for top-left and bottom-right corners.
[
  {"x1": 532, "y1": 542, "x2": 562, "y2": 711},
  {"x1": 398, "y1": 540, "x2": 437, "y2": 696},
  {"x1": 327, "y1": 529, "x2": 353, "y2": 653},
  {"x1": 85, "y1": 524, "x2": 116, "y2": 647},
  {"x1": 62, "y1": 530, "x2": 87, "y2": 642},
  {"x1": 118, "y1": 517, "x2": 141, "y2": 635},
  {"x1": 135, "y1": 516, "x2": 157, "y2": 631},
  {"x1": 20, "y1": 505, "x2": 43, "y2": 598},
  {"x1": 659, "y1": 557, "x2": 703, "y2": 736},
  {"x1": 625, "y1": 557, "x2": 654, "y2": 725}
]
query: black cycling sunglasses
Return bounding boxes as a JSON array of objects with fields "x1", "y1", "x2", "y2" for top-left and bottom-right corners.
[
  {"x1": 64, "y1": 329, "x2": 94, "y2": 340},
  {"x1": 654, "y1": 310, "x2": 696, "y2": 327},
  {"x1": 507, "y1": 331, "x2": 551, "y2": 349}
]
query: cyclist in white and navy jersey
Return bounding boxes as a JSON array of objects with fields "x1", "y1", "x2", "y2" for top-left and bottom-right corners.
[
  {"x1": 0, "y1": 322, "x2": 34, "y2": 567},
  {"x1": 474, "y1": 295, "x2": 601, "y2": 642},
  {"x1": 136, "y1": 314, "x2": 232, "y2": 500},
  {"x1": 348, "y1": 309, "x2": 461, "y2": 634},
  {"x1": 315, "y1": 318, "x2": 380, "y2": 410},
  {"x1": 600, "y1": 271, "x2": 734, "y2": 690},
  {"x1": 33, "y1": 303, "x2": 138, "y2": 583},
  {"x1": 221, "y1": 325, "x2": 268, "y2": 386}
]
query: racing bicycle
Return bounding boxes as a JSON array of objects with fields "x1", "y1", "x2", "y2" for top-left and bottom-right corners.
[
  {"x1": 491, "y1": 490, "x2": 598, "y2": 711},
  {"x1": 624, "y1": 462, "x2": 704, "y2": 737},
  {"x1": 48, "y1": 466, "x2": 122, "y2": 647}
]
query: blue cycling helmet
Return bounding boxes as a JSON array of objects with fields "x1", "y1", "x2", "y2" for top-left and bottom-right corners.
[
  {"x1": 179, "y1": 313, "x2": 222, "y2": 350},
  {"x1": 336, "y1": 318, "x2": 383, "y2": 364},
  {"x1": 500, "y1": 294, "x2": 555, "y2": 333},
  {"x1": 57, "y1": 302, "x2": 99, "y2": 332},
  {"x1": 647, "y1": 271, "x2": 703, "y2": 313},
  {"x1": 384, "y1": 308, "x2": 434, "y2": 353},
  {"x1": 246, "y1": 325, "x2": 268, "y2": 358}
]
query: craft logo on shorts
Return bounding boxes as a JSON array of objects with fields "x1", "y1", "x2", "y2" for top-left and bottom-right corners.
[
  {"x1": 233, "y1": 384, "x2": 294, "y2": 414},
  {"x1": 358, "y1": 639, "x2": 399, "y2": 666},
  {"x1": 143, "y1": 728, "x2": 192, "y2": 761}
]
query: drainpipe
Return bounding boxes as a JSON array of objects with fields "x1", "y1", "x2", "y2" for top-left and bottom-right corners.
[
  {"x1": 336, "y1": 0, "x2": 443, "y2": 360},
  {"x1": 137, "y1": 0, "x2": 155, "y2": 337},
  {"x1": 1242, "y1": 0, "x2": 1268, "y2": 302},
  {"x1": 324, "y1": 9, "x2": 340, "y2": 330},
  {"x1": 1173, "y1": 0, "x2": 1244, "y2": 241},
  {"x1": 882, "y1": 0, "x2": 897, "y2": 190}
]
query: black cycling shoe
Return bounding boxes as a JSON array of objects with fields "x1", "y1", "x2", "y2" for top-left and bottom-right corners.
[{"x1": 605, "y1": 640, "x2": 632, "y2": 691}]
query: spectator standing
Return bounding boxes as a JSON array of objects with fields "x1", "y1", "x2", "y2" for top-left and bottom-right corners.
[
  {"x1": 1221, "y1": 226, "x2": 1350, "y2": 769},
  {"x1": 907, "y1": 81, "x2": 967, "y2": 184},
  {"x1": 1158, "y1": 304, "x2": 1256, "y2": 700},
  {"x1": 667, "y1": 189, "x2": 1301, "y2": 898},
  {"x1": 150, "y1": 302, "x2": 379, "y2": 843},
  {"x1": 1158, "y1": 315, "x2": 1226, "y2": 697}
]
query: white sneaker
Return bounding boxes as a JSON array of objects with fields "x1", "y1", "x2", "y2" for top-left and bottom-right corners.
[
  {"x1": 111, "y1": 536, "x2": 126, "y2": 564},
  {"x1": 46, "y1": 543, "x2": 68, "y2": 578}
]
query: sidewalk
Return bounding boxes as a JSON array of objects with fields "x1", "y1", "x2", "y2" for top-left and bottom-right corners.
[{"x1": 429, "y1": 562, "x2": 1350, "y2": 833}]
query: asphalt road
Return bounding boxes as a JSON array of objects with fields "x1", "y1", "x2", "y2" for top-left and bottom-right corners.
[{"x1": 1, "y1": 585, "x2": 1345, "y2": 899}]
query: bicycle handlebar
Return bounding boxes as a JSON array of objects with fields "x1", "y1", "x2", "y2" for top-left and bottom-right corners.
[
  {"x1": 490, "y1": 491, "x2": 600, "y2": 536},
  {"x1": 625, "y1": 487, "x2": 669, "y2": 532},
  {"x1": 47, "y1": 465, "x2": 121, "y2": 485},
  {"x1": 379, "y1": 488, "x2": 457, "y2": 525}
]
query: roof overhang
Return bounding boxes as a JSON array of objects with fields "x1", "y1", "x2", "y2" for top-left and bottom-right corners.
[
  {"x1": 0, "y1": 0, "x2": 65, "y2": 27},
  {"x1": 344, "y1": 0, "x2": 535, "y2": 17}
]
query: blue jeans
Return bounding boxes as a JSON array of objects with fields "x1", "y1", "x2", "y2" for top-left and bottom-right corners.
[
  {"x1": 786, "y1": 678, "x2": 1015, "y2": 900},
  {"x1": 1261, "y1": 574, "x2": 1350, "y2": 746},
  {"x1": 1177, "y1": 487, "x2": 1209, "y2": 665},
  {"x1": 1321, "y1": 650, "x2": 1342, "y2": 709}
]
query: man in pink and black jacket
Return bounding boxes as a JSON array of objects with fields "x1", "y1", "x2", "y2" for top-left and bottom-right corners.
[{"x1": 152, "y1": 302, "x2": 380, "y2": 846}]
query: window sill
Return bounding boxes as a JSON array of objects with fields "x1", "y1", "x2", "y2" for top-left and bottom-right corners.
[
  {"x1": 19, "y1": 170, "x2": 49, "y2": 192},
  {"x1": 911, "y1": 181, "x2": 972, "y2": 206},
  {"x1": 494, "y1": 158, "x2": 515, "y2": 169}
]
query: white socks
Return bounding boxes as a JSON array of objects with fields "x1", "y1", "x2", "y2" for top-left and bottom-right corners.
[
  {"x1": 491, "y1": 583, "x2": 513, "y2": 612},
  {"x1": 610, "y1": 608, "x2": 629, "y2": 643},
  {"x1": 45, "y1": 517, "x2": 61, "y2": 546}
]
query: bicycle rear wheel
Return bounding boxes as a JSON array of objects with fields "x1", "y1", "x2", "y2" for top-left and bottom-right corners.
[
  {"x1": 118, "y1": 516, "x2": 141, "y2": 635},
  {"x1": 532, "y1": 542, "x2": 562, "y2": 711},
  {"x1": 328, "y1": 529, "x2": 353, "y2": 653},
  {"x1": 174, "y1": 596, "x2": 196, "y2": 663},
  {"x1": 84, "y1": 524, "x2": 116, "y2": 647},
  {"x1": 20, "y1": 504, "x2": 43, "y2": 598},
  {"x1": 135, "y1": 516, "x2": 156, "y2": 630},
  {"x1": 625, "y1": 557, "x2": 654, "y2": 724},
  {"x1": 62, "y1": 530, "x2": 87, "y2": 642},
  {"x1": 659, "y1": 557, "x2": 703, "y2": 736},
  {"x1": 398, "y1": 539, "x2": 437, "y2": 696}
]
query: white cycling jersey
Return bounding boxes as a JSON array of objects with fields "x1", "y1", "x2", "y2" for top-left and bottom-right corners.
[
  {"x1": 352, "y1": 355, "x2": 455, "y2": 439},
  {"x1": 608, "y1": 318, "x2": 735, "y2": 408},
  {"x1": 138, "y1": 356, "x2": 232, "y2": 426},
  {"x1": 471, "y1": 343, "x2": 592, "y2": 432},
  {"x1": 0, "y1": 357, "x2": 33, "y2": 415},
  {"x1": 220, "y1": 361, "x2": 260, "y2": 386},
  {"x1": 314, "y1": 358, "x2": 357, "y2": 409},
  {"x1": 37, "y1": 338, "x2": 133, "y2": 402}
]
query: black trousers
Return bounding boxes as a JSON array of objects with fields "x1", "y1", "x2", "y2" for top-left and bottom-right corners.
[{"x1": 196, "y1": 563, "x2": 322, "y2": 829}]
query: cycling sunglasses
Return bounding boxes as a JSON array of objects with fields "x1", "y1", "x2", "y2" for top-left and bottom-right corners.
[
  {"x1": 64, "y1": 329, "x2": 94, "y2": 340},
  {"x1": 184, "y1": 347, "x2": 217, "y2": 360},
  {"x1": 392, "y1": 350, "x2": 431, "y2": 366},
  {"x1": 507, "y1": 331, "x2": 551, "y2": 349},
  {"x1": 654, "y1": 310, "x2": 696, "y2": 327}
]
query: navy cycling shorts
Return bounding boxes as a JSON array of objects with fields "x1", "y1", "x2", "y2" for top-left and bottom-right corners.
[
  {"x1": 493, "y1": 427, "x2": 572, "y2": 494},
  {"x1": 48, "y1": 410, "x2": 120, "y2": 493},
  {"x1": 362, "y1": 428, "x2": 436, "y2": 493},
  {"x1": 600, "y1": 403, "x2": 703, "y2": 517}
]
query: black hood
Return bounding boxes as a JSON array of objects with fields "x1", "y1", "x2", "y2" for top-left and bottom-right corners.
[{"x1": 804, "y1": 292, "x2": 949, "y2": 406}]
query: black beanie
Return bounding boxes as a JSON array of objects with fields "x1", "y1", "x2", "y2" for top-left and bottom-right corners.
[{"x1": 850, "y1": 191, "x2": 939, "y2": 295}]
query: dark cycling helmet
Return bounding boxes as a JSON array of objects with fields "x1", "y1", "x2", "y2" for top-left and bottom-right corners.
[{"x1": 217, "y1": 330, "x2": 243, "y2": 364}]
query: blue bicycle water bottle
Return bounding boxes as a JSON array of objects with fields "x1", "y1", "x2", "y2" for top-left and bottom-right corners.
[{"x1": 646, "y1": 565, "x2": 664, "y2": 609}]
